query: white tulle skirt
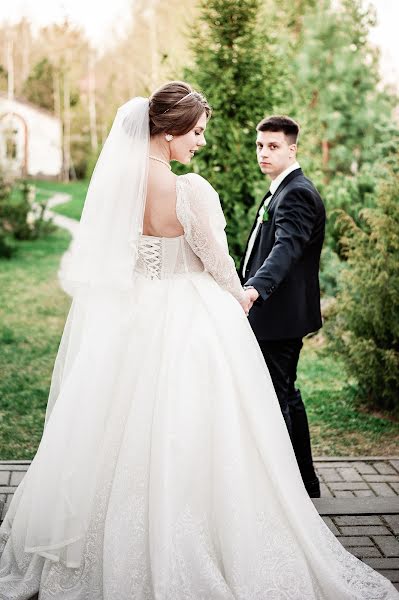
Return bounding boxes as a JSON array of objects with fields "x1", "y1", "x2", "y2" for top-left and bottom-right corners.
[{"x1": 0, "y1": 271, "x2": 397, "y2": 599}]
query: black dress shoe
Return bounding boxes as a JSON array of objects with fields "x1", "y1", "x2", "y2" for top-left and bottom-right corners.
[{"x1": 305, "y1": 477, "x2": 320, "y2": 498}]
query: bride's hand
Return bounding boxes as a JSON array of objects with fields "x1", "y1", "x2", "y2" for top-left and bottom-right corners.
[
  {"x1": 240, "y1": 295, "x2": 251, "y2": 316},
  {"x1": 241, "y1": 288, "x2": 259, "y2": 316}
]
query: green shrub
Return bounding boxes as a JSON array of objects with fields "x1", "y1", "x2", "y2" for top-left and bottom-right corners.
[
  {"x1": 0, "y1": 172, "x2": 16, "y2": 258},
  {"x1": 327, "y1": 169, "x2": 399, "y2": 412},
  {"x1": 319, "y1": 246, "x2": 344, "y2": 297},
  {"x1": 317, "y1": 166, "x2": 383, "y2": 295},
  {"x1": 317, "y1": 167, "x2": 377, "y2": 251},
  {"x1": 0, "y1": 175, "x2": 55, "y2": 259}
]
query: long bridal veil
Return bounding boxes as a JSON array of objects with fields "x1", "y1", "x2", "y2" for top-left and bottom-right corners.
[
  {"x1": 8, "y1": 98, "x2": 150, "y2": 569},
  {"x1": 60, "y1": 96, "x2": 150, "y2": 294}
]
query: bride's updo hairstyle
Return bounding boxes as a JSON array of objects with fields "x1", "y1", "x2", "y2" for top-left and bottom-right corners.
[{"x1": 149, "y1": 81, "x2": 211, "y2": 137}]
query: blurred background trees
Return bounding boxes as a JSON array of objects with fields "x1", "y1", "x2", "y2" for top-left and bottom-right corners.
[
  {"x1": 0, "y1": 0, "x2": 398, "y2": 414},
  {"x1": 2, "y1": 0, "x2": 396, "y2": 188}
]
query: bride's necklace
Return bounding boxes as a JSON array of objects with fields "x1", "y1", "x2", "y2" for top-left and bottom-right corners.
[{"x1": 149, "y1": 155, "x2": 172, "y2": 170}]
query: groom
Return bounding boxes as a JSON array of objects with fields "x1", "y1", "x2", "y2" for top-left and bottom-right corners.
[{"x1": 240, "y1": 115, "x2": 325, "y2": 498}]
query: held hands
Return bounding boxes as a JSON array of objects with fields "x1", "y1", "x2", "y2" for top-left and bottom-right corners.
[{"x1": 240, "y1": 287, "x2": 260, "y2": 316}]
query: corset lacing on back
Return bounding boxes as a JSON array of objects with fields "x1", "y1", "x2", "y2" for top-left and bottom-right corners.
[
  {"x1": 137, "y1": 237, "x2": 162, "y2": 280},
  {"x1": 135, "y1": 234, "x2": 204, "y2": 280}
]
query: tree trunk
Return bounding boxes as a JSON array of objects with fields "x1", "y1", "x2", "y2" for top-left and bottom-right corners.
[
  {"x1": 148, "y1": 1, "x2": 159, "y2": 89},
  {"x1": 53, "y1": 70, "x2": 61, "y2": 119},
  {"x1": 6, "y1": 35, "x2": 14, "y2": 101},
  {"x1": 322, "y1": 139, "x2": 329, "y2": 168},
  {"x1": 21, "y1": 22, "x2": 30, "y2": 83},
  {"x1": 63, "y1": 69, "x2": 71, "y2": 182},
  {"x1": 88, "y1": 52, "x2": 98, "y2": 152}
]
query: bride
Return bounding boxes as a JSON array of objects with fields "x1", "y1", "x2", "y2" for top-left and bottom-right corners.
[{"x1": 0, "y1": 81, "x2": 397, "y2": 599}]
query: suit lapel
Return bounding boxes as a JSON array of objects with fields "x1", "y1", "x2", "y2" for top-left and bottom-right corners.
[
  {"x1": 267, "y1": 168, "x2": 303, "y2": 213},
  {"x1": 240, "y1": 169, "x2": 303, "y2": 277}
]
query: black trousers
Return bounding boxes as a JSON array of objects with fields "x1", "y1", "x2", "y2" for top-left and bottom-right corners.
[{"x1": 258, "y1": 337, "x2": 317, "y2": 485}]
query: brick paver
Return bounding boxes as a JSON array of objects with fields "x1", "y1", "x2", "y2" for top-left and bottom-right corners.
[
  {"x1": 321, "y1": 514, "x2": 399, "y2": 587},
  {"x1": 315, "y1": 457, "x2": 399, "y2": 498},
  {"x1": 316, "y1": 457, "x2": 399, "y2": 590},
  {"x1": 0, "y1": 457, "x2": 398, "y2": 590}
]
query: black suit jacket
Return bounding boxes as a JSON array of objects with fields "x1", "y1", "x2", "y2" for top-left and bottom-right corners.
[{"x1": 240, "y1": 168, "x2": 325, "y2": 341}]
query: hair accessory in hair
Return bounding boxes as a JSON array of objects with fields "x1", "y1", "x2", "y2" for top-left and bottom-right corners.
[
  {"x1": 165, "y1": 134, "x2": 174, "y2": 141},
  {"x1": 161, "y1": 91, "x2": 196, "y2": 114}
]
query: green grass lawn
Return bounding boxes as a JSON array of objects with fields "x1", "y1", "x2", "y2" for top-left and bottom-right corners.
[
  {"x1": 0, "y1": 230, "x2": 71, "y2": 459},
  {"x1": 0, "y1": 186, "x2": 398, "y2": 459},
  {"x1": 299, "y1": 339, "x2": 399, "y2": 457},
  {"x1": 32, "y1": 179, "x2": 88, "y2": 221}
]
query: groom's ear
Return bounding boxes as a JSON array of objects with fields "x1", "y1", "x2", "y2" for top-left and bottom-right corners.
[{"x1": 289, "y1": 143, "x2": 297, "y2": 157}]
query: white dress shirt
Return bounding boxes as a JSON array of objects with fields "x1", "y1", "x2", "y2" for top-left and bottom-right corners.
[{"x1": 242, "y1": 161, "x2": 300, "y2": 278}]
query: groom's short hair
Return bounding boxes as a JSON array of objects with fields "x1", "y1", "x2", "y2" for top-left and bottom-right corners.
[{"x1": 257, "y1": 115, "x2": 299, "y2": 144}]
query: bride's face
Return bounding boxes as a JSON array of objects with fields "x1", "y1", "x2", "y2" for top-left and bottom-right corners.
[{"x1": 170, "y1": 111, "x2": 207, "y2": 164}]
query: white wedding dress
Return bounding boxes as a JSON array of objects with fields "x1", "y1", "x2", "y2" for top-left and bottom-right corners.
[{"x1": 0, "y1": 173, "x2": 397, "y2": 599}]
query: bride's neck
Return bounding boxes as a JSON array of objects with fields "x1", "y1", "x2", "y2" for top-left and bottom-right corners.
[{"x1": 149, "y1": 137, "x2": 171, "y2": 163}]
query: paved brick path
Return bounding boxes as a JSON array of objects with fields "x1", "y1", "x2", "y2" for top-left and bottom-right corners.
[
  {"x1": 1, "y1": 457, "x2": 398, "y2": 590},
  {"x1": 312, "y1": 457, "x2": 399, "y2": 590},
  {"x1": 315, "y1": 457, "x2": 399, "y2": 498}
]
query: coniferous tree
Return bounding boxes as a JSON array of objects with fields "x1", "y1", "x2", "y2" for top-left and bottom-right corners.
[
  {"x1": 273, "y1": 0, "x2": 399, "y2": 294},
  {"x1": 185, "y1": 0, "x2": 287, "y2": 262},
  {"x1": 291, "y1": 0, "x2": 398, "y2": 181},
  {"x1": 327, "y1": 168, "x2": 399, "y2": 412}
]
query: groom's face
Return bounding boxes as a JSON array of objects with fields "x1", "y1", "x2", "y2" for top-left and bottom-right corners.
[{"x1": 256, "y1": 130, "x2": 297, "y2": 180}]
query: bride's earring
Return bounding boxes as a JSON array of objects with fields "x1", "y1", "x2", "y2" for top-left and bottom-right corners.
[{"x1": 165, "y1": 134, "x2": 174, "y2": 142}]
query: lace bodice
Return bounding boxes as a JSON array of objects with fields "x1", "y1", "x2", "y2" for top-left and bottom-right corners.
[
  {"x1": 135, "y1": 235, "x2": 204, "y2": 279},
  {"x1": 134, "y1": 173, "x2": 245, "y2": 304}
]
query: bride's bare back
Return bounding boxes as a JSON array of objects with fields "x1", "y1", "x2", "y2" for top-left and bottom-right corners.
[{"x1": 143, "y1": 164, "x2": 184, "y2": 238}]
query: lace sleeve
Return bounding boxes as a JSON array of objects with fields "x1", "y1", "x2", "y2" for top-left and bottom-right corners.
[{"x1": 176, "y1": 173, "x2": 245, "y2": 304}]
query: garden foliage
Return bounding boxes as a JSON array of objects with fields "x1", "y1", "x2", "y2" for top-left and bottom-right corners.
[
  {"x1": 327, "y1": 169, "x2": 399, "y2": 412},
  {"x1": 0, "y1": 174, "x2": 54, "y2": 258},
  {"x1": 184, "y1": 0, "x2": 287, "y2": 263}
]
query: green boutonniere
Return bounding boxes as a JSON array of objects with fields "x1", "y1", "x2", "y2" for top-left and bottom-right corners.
[{"x1": 262, "y1": 209, "x2": 270, "y2": 222}]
